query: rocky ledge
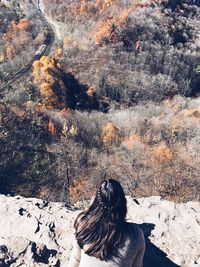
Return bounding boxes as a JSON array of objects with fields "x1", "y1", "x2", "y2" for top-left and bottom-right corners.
[{"x1": 0, "y1": 195, "x2": 199, "y2": 267}]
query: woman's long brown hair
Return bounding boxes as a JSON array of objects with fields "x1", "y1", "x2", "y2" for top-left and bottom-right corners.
[{"x1": 74, "y1": 179, "x2": 127, "y2": 261}]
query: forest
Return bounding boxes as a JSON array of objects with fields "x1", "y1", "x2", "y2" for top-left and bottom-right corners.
[
  {"x1": 0, "y1": 0, "x2": 200, "y2": 204},
  {"x1": 0, "y1": 1, "x2": 45, "y2": 83}
]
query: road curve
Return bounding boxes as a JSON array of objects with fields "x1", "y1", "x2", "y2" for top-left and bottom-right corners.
[{"x1": 0, "y1": 4, "x2": 55, "y2": 95}]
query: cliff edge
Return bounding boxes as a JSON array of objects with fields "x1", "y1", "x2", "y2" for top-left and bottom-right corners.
[{"x1": 0, "y1": 195, "x2": 199, "y2": 267}]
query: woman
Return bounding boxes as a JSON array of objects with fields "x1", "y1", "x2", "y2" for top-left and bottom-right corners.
[{"x1": 68, "y1": 179, "x2": 145, "y2": 267}]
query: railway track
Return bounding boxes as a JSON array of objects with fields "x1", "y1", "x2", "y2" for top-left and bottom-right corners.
[{"x1": 0, "y1": 4, "x2": 55, "y2": 95}]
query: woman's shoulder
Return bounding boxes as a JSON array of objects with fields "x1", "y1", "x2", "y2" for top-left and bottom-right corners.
[
  {"x1": 126, "y1": 222, "x2": 142, "y2": 231},
  {"x1": 125, "y1": 222, "x2": 144, "y2": 242}
]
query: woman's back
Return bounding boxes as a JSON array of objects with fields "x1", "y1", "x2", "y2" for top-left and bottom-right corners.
[
  {"x1": 68, "y1": 223, "x2": 145, "y2": 267},
  {"x1": 68, "y1": 179, "x2": 145, "y2": 267}
]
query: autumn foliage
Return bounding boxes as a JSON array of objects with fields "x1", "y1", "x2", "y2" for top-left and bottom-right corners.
[
  {"x1": 94, "y1": 1, "x2": 153, "y2": 44},
  {"x1": 123, "y1": 134, "x2": 140, "y2": 150},
  {"x1": 185, "y1": 108, "x2": 200, "y2": 117},
  {"x1": 48, "y1": 120, "x2": 56, "y2": 136},
  {"x1": 32, "y1": 55, "x2": 66, "y2": 109},
  {"x1": 2, "y1": 0, "x2": 200, "y2": 204},
  {"x1": 2, "y1": 19, "x2": 33, "y2": 60},
  {"x1": 152, "y1": 144, "x2": 174, "y2": 162},
  {"x1": 69, "y1": 176, "x2": 94, "y2": 203},
  {"x1": 0, "y1": 3, "x2": 45, "y2": 79},
  {"x1": 3, "y1": 19, "x2": 33, "y2": 42},
  {"x1": 102, "y1": 122, "x2": 120, "y2": 146}
]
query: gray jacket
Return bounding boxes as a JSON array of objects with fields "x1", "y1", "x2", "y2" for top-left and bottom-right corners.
[{"x1": 68, "y1": 223, "x2": 145, "y2": 267}]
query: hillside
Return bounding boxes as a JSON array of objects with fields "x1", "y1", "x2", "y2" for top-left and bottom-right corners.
[
  {"x1": 0, "y1": 1, "x2": 45, "y2": 84},
  {"x1": 0, "y1": 0, "x2": 200, "y2": 203},
  {"x1": 42, "y1": 0, "x2": 200, "y2": 102}
]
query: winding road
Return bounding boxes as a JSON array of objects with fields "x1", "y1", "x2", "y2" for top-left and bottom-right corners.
[{"x1": 0, "y1": 2, "x2": 55, "y2": 95}]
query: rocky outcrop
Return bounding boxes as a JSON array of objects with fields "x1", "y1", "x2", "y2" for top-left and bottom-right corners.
[
  {"x1": 0, "y1": 194, "x2": 199, "y2": 267},
  {"x1": 0, "y1": 195, "x2": 78, "y2": 267}
]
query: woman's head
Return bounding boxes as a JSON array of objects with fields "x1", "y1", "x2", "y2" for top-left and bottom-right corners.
[
  {"x1": 95, "y1": 179, "x2": 127, "y2": 220},
  {"x1": 74, "y1": 179, "x2": 127, "y2": 261}
]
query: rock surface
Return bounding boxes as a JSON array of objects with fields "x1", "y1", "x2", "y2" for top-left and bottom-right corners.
[{"x1": 0, "y1": 194, "x2": 199, "y2": 267}]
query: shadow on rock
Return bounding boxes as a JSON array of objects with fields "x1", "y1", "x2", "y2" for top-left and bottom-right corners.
[
  {"x1": 32, "y1": 243, "x2": 59, "y2": 266},
  {"x1": 139, "y1": 223, "x2": 181, "y2": 267}
]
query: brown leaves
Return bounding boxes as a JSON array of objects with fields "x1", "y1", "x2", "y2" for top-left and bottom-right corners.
[
  {"x1": 69, "y1": 177, "x2": 87, "y2": 203},
  {"x1": 86, "y1": 86, "x2": 95, "y2": 97},
  {"x1": 185, "y1": 109, "x2": 200, "y2": 118},
  {"x1": 3, "y1": 19, "x2": 32, "y2": 42},
  {"x1": 102, "y1": 122, "x2": 120, "y2": 146},
  {"x1": 94, "y1": 1, "x2": 152, "y2": 44},
  {"x1": 32, "y1": 55, "x2": 62, "y2": 109},
  {"x1": 5, "y1": 44, "x2": 15, "y2": 60},
  {"x1": 94, "y1": 19, "x2": 115, "y2": 44},
  {"x1": 123, "y1": 134, "x2": 173, "y2": 162},
  {"x1": 69, "y1": 176, "x2": 94, "y2": 203},
  {"x1": 70, "y1": 0, "x2": 116, "y2": 18},
  {"x1": 17, "y1": 19, "x2": 32, "y2": 31},
  {"x1": 2, "y1": 18, "x2": 33, "y2": 61},
  {"x1": 152, "y1": 144, "x2": 174, "y2": 162},
  {"x1": 123, "y1": 134, "x2": 140, "y2": 150},
  {"x1": 54, "y1": 48, "x2": 63, "y2": 61},
  {"x1": 48, "y1": 120, "x2": 56, "y2": 136},
  {"x1": 9, "y1": 105, "x2": 26, "y2": 119}
]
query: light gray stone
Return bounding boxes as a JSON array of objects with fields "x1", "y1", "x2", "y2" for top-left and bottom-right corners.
[{"x1": 0, "y1": 194, "x2": 199, "y2": 267}]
